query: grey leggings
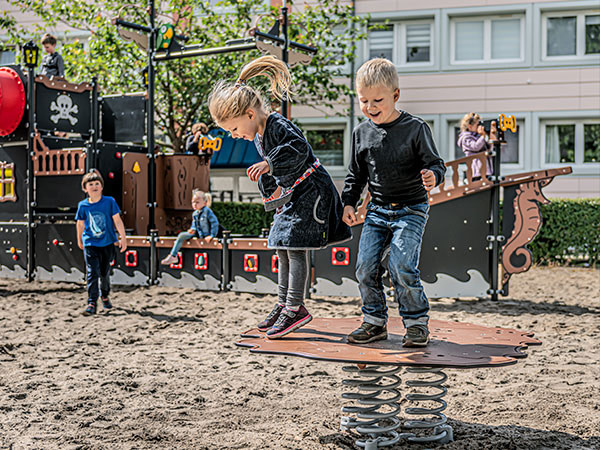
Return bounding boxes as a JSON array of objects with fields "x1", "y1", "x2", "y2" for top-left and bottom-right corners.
[{"x1": 277, "y1": 249, "x2": 309, "y2": 309}]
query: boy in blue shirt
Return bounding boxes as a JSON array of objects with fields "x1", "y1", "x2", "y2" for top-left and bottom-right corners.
[
  {"x1": 76, "y1": 170, "x2": 127, "y2": 315},
  {"x1": 161, "y1": 190, "x2": 219, "y2": 265},
  {"x1": 342, "y1": 58, "x2": 446, "y2": 347}
]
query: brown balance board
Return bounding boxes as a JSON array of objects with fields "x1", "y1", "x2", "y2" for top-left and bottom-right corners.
[{"x1": 237, "y1": 318, "x2": 541, "y2": 369}]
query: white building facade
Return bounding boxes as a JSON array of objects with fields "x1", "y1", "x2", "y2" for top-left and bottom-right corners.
[
  {"x1": 294, "y1": 0, "x2": 600, "y2": 198},
  {"x1": 2, "y1": 0, "x2": 599, "y2": 198}
]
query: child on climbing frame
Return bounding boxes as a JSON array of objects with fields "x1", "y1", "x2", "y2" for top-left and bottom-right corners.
[
  {"x1": 341, "y1": 58, "x2": 446, "y2": 347},
  {"x1": 161, "y1": 189, "x2": 219, "y2": 265},
  {"x1": 208, "y1": 55, "x2": 351, "y2": 339},
  {"x1": 76, "y1": 170, "x2": 127, "y2": 316},
  {"x1": 40, "y1": 33, "x2": 65, "y2": 78}
]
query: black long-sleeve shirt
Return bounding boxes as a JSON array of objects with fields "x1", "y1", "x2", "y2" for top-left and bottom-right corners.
[
  {"x1": 342, "y1": 111, "x2": 446, "y2": 208},
  {"x1": 40, "y1": 52, "x2": 65, "y2": 78}
]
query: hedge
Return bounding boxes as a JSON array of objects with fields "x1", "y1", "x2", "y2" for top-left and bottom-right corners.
[
  {"x1": 211, "y1": 201, "x2": 273, "y2": 236},
  {"x1": 212, "y1": 198, "x2": 599, "y2": 265},
  {"x1": 529, "y1": 198, "x2": 599, "y2": 266}
]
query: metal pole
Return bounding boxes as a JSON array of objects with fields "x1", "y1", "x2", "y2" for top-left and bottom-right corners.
[
  {"x1": 90, "y1": 76, "x2": 98, "y2": 169},
  {"x1": 281, "y1": 0, "x2": 289, "y2": 119},
  {"x1": 349, "y1": 2, "x2": 356, "y2": 137},
  {"x1": 489, "y1": 136, "x2": 503, "y2": 301},
  {"x1": 26, "y1": 66, "x2": 35, "y2": 282},
  {"x1": 222, "y1": 230, "x2": 231, "y2": 291},
  {"x1": 147, "y1": 0, "x2": 158, "y2": 284}
]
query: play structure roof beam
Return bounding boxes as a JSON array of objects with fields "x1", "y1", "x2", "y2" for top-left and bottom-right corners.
[
  {"x1": 251, "y1": 30, "x2": 317, "y2": 54},
  {"x1": 154, "y1": 42, "x2": 258, "y2": 62},
  {"x1": 114, "y1": 18, "x2": 189, "y2": 42}
]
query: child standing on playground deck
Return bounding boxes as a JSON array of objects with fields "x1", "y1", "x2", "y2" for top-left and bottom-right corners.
[
  {"x1": 76, "y1": 170, "x2": 127, "y2": 316},
  {"x1": 208, "y1": 55, "x2": 351, "y2": 339},
  {"x1": 40, "y1": 33, "x2": 65, "y2": 78},
  {"x1": 161, "y1": 190, "x2": 219, "y2": 265},
  {"x1": 342, "y1": 58, "x2": 446, "y2": 347}
]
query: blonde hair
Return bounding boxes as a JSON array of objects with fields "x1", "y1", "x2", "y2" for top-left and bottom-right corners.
[
  {"x1": 460, "y1": 113, "x2": 481, "y2": 132},
  {"x1": 191, "y1": 122, "x2": 208, "y2": 135},
  {"x1": 356, "y1": 58, "x2": 399, "y2": 91},
  {"x1": 192, "y1": 189, "x2": 212, "y2": 207},
  {"x1": 208, "y1": 55, "x2": 293, "y2": 124}
]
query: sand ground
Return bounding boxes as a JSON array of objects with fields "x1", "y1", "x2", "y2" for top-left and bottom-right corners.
[{"x1": 1, "y1": 266, "x2": 599, "y2": 449}]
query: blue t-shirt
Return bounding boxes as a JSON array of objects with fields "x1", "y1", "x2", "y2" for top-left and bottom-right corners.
[{"x1": 75, "y1": 196, "x2": 120, "y2": 247}]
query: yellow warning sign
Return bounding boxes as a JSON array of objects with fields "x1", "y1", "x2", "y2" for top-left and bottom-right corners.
[{"x1": 132, "y1": 161, "x2": 141, "y2": 173}]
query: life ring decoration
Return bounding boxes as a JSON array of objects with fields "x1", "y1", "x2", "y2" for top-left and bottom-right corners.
[{"x1": 0, "y1": 67, "x2": 26, "y2": 137}]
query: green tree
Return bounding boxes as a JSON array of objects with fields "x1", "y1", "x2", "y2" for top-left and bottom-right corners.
[{"x1": 6, "y1": 0, "x2": 367, "y2": 151}]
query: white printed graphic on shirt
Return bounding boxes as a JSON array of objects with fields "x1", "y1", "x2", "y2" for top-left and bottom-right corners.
[{"x1": 88, "y1": 212, "x2": 106, "y2": 238}]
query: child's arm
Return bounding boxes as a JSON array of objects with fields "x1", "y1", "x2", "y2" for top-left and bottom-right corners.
[
  {"x1": 188, "y1": 211, "x2": 199, "y2": 235},
  {"x1": 461, "y1": 133, "x2": 488, "y2": 153},
  {"x1": 112, "y1": 213, "x2": 128, "y2": 252},
  {"x1": 247, "y1": 161, "x2": 269, "y2": 181},
  {"x1": 341, "y1": 131, "x2": 368, "y2": 226},
  {"x1": 56, "y1": 53, "x2": 65, "y2": 77},
  {"x1": 417, "y1": 123, "x2": 446, "y2": 189},
  {"x1": 206, "y1": 210, "x2": 219, "y2": 241},
  {"x1": 76, "y1": 220, "x2": 85, "y2": 250}
]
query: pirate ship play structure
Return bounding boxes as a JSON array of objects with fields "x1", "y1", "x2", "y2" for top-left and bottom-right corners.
[{"x1": 0, "y1": 10, "x2": 570, "y2": 300}]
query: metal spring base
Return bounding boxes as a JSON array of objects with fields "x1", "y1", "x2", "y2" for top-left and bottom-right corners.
[
  {"x1": 340, "y1": 365, "x2": 453, "y2": 449},
  {"x1": 404, "y1": 367, "x2": 453, "y2": 444}
]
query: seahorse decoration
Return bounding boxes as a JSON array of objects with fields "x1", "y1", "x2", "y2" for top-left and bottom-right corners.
[{"x1": 501, "y1": 179, "x2": 551, "y2": 286}]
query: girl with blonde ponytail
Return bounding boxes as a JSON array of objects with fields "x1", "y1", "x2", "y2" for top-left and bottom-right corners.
[{"x1": 209, "y1": 55, "x2": 351, "y2": 339}]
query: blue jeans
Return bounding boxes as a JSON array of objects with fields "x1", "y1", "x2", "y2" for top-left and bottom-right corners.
[
  {"x1": 356, "y1": 202, "x2": 430, "y2": 328},
  {"x1": 84, "y1": 245, "x2": 115, "y2": 303},
  {"x1": 170, "y1": 231, "x2": 195, "y2": 256}
]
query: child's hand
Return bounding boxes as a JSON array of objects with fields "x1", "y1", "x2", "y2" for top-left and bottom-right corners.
[
  {"x1": 247, "y1": 161, "x2": 269, "y2": 182},
  {"x1": 204, "y1": 236, "x2": 213, "y2": 243},
  {"x1": 78, "y1": 241, "x2": 83, "y2": 250},
  {"x1": 187, "y1": 228, "x2": 195, "y2": 235},
  {"x1": 421, "y1": 169, "x2": 436, "y2": 191},
  {"x1": 118, "y1": 236, "x2": 128, "y2": 253},
  {"x1": 342, "y1": 205, "x2": 357, "y2": 226}
]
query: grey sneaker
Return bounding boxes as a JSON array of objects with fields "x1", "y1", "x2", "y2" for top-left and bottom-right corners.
[
  {"x1": 347, "y1": 322, "x2": 387, "y2": 344},
  {"x1": 402, "y1": 324, "x2": 430, "y2": 347}
]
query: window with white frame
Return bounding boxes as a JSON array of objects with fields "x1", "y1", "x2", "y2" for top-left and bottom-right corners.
[
  {"x1": 0, "y1": 49, "x2": 16, "y2": 65},
  {"x1": 368, "y1": 20, "x2": 433, "y2": 65},
  {"x1": 544, "y1": 120, "x2": 600, "y2": 164},
  {"x1": 453, "y1": 121, "x2": 521, "y2": 164},
  {"x1": 451, "y1": 15, "x2": 524, "y2": 64},
  {"x1": 305, "y1": 127, "x2": 345, "y2": 166},
  {"x1": 543, "y1": 11, "x2": 600, "y2": 59}
]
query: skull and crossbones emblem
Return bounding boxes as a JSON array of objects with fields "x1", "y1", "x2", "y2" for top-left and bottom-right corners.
[{"x1": 50, "y1": 94, "x2": 79, "y2": 126}]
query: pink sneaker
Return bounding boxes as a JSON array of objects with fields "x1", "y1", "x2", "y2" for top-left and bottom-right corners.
[
  {"x1": 266, "y1": 305, "x2": 312, "y2": 339},
  {"x1": 161, "y1": 254, "x2": 179, "y2": 265}
]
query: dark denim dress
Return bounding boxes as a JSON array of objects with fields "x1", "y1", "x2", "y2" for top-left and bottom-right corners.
[{"x1": 256, "y1": 113, "x2": 351, "y2": 250}]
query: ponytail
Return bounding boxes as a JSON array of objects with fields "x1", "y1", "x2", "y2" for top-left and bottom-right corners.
[{"x1": 208, "y1": 55, "x2": 293, "y2": 124}]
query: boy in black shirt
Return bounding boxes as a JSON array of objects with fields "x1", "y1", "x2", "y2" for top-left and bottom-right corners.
[
  {"x1": 40, "y1": 33, "x2": 65, "y2": 78},
  {"x1": 342, "y1": 58, "x2": 446, "y2": 347}
]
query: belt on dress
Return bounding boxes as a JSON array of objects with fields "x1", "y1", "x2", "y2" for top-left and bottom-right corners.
[{"x1": 262, "y1": 159, "x2": 321, "y2": 212}]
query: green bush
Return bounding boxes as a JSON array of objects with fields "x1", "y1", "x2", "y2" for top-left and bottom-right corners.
[
  {"x1": 212, "y1": 201, "x2": 273, "y2": 236},
  {"x1": 529, "y1": 198, "x2": 600, "y2": 266}
]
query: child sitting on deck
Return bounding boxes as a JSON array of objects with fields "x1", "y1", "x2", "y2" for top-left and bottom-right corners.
[{"x1": 161, "y1": 190, "x2": 219, "y2": 265}]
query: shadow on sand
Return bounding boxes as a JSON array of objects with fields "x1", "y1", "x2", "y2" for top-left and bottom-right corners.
[{"x1": 319, "y1": 418, "x2": 600, "y2": 449}]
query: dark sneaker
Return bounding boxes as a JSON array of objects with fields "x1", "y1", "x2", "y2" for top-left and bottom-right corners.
[
  {"x1": 266, "y1": 305, "x2": 312, "y2": 338},
  {"x1": 83, "y1": 302, "x2": 97, "y2": 316},
  {"x1": 258, "y1": 303, "x2": 285, "y2": 331},
  {"x1": 402, "y1": 324, "x2": 430, "y2": 347},
  {"x1": 347, "y1": 322, "x2": 387, "y2": 344},
  {"x1": 101, "y1": 297, "x2": 112, "y2": 310}
]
